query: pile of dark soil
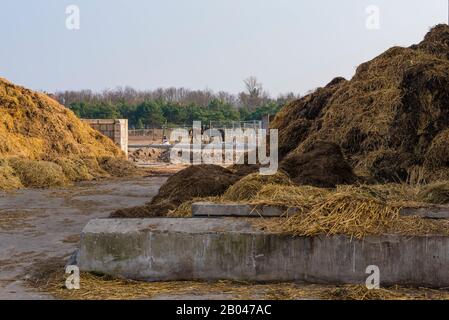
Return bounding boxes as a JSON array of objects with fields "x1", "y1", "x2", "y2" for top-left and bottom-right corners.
[
  {"x1": 272, "y1": 25, "x2": 449, "y2": 183},
  {"x1": 280, "y1": 141, "x2": 357, "y2": 188},
  {"x1": 111, "y1": 164, "x2": 240, "y2": 217},
  {"x1": 227, "y1": 163, "x2": 260, "y2": 177}
]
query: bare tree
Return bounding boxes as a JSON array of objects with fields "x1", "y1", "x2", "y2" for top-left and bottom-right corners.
[
  {"x1": 276, "y1": 92, "x2": 300, "y2": 105},
  {"x1": 244, "y1": 76, "x2": 263, "y2": 98},
  {"x1": 54, "y1": 77, "x2": 301, "y2": 113},
  {"x1": 240, "y1": 76, "x2": 265, "y2": 111}
]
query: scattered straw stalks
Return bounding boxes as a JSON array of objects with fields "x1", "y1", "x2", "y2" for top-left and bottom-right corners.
[
  {"x1": 168, "y1": 196, "x2": 221, "y2": 217},
  {"x1": 249, "y1": 184, "x2": 449, "y2": 239},
  {"x1": 31, "y1": 267, "x2": 449, "y2": 300},
  {"x1": 174, "y1": 181, "x2": 449, "y2": 239},
  {"x1": 168, "y1": 200, "x2": 195, "y2": 218},
  {"x1": 223, "y1": 171, "x2": 292, "y2": 201},
  {"x1": 268, "y1": 191, "x2": 401, "y2": 238},
  {"x1": 320, "y1": 285, "x2": 449, "y2": 301}
]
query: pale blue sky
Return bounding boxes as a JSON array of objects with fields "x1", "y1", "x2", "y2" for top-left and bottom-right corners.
[{"x1": 0, "y1": 0, "x2": 447, "y2": 96}]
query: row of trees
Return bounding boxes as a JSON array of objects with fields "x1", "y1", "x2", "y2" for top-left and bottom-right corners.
[{"x1": 56, "y1": 77, "x2": 299, "y2": 128}]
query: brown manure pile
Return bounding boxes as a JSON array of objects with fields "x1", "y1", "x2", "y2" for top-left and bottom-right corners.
[
  {"x1": 111, "y1": 26, "x2": 449, "y2": 241},
  {"x1": 111, "y1": 164, "x2": 240, "y2": 218},
  {"x1": 272, "y1": 25, "x2": 449, "y2": 183},
  {"x1": 0, "y1": 77, "x2": 135, "y2": 190},
  {"x1": 280, "y1": 141, "x2": 357, "y2": 188}
]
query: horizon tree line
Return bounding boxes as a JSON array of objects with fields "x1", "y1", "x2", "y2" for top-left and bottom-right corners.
[{"x1": 54, "y1": 77, "x2": 301, "y2": 128}]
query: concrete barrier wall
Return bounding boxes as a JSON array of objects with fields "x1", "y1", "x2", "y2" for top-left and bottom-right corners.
[
  {"x1": 192, "y1": 202, "x2": 297, "y2": 217},
  {"x1": 77, "y1": 218, "x2": 449, "y2": 287},
  {"x1": 192, "y1": 202, "x2": 449, "y2": 219},
  {"x1": 83, "y1": 119, "x2": 128, "y2": 154}
]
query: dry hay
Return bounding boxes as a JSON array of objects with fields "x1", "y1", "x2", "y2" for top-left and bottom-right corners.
[
  {"x1": 0, "y1": 159, "x2": 22, "y2": 190},
  {"x1": 280, "y1": 141, "x2": 358, "y2": 188},
  {"x1": 264, "y1": 284, "x2": 449, "y2": 301},
  {"x1": 248, "y1": 184, "x2": 329, "y2": 209},
  {"x1": 272, "y1": 25, "x2": 449, "y2": 183},
  {"x1": 319, "y1": 285, "x2": 449, "y2": 301},
  {"x1": 79, "y1": 156, "x2": 109, "y2": 178},
  {"x1": 362, "y1": 180, "x2": 449, "y2": 206},
  {"x1": 165, "y1": 176, "x2": 449, "y2": 231},
  {"x1": 222, "y1": 171, "x2": 292, "y2": 201},
  {"x1": 0, "y1": 156, "x2": 138, "y2": 189},
  {"x1": 53, "y1": 158, "x2": 94, "y2": 182},
  {"x1": 97, "y1": 156, "x2": 139, "y2": 177},
  {"x1": 345, "y1": 183, "x2": 420, "y2": 204},
  {"x1": 0, "y1": 77, "x2": 123, "y2": 160},
  {"x1": 7, "y1": 157, "x2": 69, "y2": 188},
  {"x1": 0, "y1": 77, "x2": 135, "y2": 189},
  {"x1": 250, "y1": 184, "x2": 449, "y2": 239},
  {"x1": 417, "y1": 181, "x2": 449, "y2": 204},
  {"x1": 167, "y1": 200, "x2": 195, "y2": 218},
  {"x1": 167, "y1": 196, "x2": 221, "y2": 218},
  {"x1": 111, "y1": 165, "x2": 240, "y2": 218},
  {"x1": 28, "y1": 263, "x2": 449, "y2": 300}
]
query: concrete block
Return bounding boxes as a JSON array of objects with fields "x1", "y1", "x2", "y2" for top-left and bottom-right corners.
[
  {"x1": 401, "y1": 206, "x2": 449, "y2": 219},
  {"x1": 82, "y1": 118, "x2": 128, "y2": 155},
  {"x1": 192, "y1": 202, "x2": 449, "y2": 219},
  {"x1": 192, "y1": 202, "x2": 297, "y2": 217},
  {"x1": 97, "y1": 119, "x2": 115, "y2": 125},
  {"x1": 82, "y1": 119, "x2": 99, "y2": 125},
  {"x1": 77, "y1": 218, "x2": 449, "y2": 287}
]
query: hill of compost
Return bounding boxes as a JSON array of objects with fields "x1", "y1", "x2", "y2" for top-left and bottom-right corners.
[
  {"x1": 280, "y1": 141, "x2": 358, "y2": 188},
  {"x1": 273, "y1": 24, "x2": 449, "y2": 183},
  {"x1": 0, "y1": 77, "x2": 135, "y2": 190}
]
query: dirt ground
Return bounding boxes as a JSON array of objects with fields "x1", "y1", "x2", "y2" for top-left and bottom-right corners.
[
  {"x1": 0, "y1": 176, "x2": 167, "y2": 299},
  {"x1": 1, "y1": 169, "x2": 448, "y2": 301}
]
